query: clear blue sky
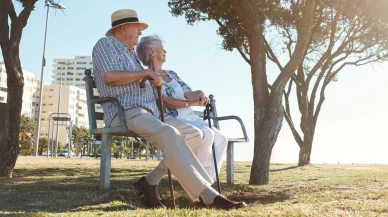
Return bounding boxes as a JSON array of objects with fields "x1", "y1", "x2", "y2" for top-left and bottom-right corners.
[{"x1": 5, "y1": 0, "x2": 388, "y2": 163}]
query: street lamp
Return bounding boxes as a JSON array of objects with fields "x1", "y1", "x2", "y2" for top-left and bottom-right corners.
[
  {"x1": 54, "y1": 61, "x2": 72, "y2": 157},
  {"x1": 33, "y1": 0, "x2": 67, "y2": 156}
]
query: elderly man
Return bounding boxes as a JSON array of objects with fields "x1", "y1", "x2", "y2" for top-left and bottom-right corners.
[{"x1": 92, "y1": 9, "x2": 247, "y2": 210}]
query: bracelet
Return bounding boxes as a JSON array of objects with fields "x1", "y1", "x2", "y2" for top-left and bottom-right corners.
[{"x1": 185, "y1": 101, "x2": 189, "y2": 108}]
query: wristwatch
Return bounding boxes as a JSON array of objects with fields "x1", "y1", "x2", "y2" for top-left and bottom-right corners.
[{"x1": 185, "y1": 101, "x2": 189, "y2": 108}]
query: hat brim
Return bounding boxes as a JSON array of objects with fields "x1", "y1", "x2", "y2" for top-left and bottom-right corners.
[{"x1": 105, "y1": 22, "x2": 148, "y2": 37}]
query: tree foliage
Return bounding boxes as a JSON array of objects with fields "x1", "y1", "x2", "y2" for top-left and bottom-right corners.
[
  {"x1": 19, "y1": 115, "x2": 35, "y2": 141},
  {"x1": 72, "y1": 125, "x2": 91, "y2": 155},
  {"x1": 19, "y1": 115, "x2": 35, "y2": 156}
]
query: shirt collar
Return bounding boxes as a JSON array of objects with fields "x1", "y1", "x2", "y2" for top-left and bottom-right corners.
[{"x1": 109, "y1": 36, "x2": 133, "y2": 52}]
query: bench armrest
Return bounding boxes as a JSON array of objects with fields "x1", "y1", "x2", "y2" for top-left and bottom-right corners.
[
  {"x1": 91, "y1": 96, "x2": 126, "y2": 128},
  {"x1": 214, "y1": 115, "x2": 249, "y2": 142}
]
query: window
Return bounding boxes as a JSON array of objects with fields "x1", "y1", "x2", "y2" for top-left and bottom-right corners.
[
  {"x1": 89, "y1": 62, "x2": 93, "y2": 64},
  {"x1": 67, "y1": 67, "x2": 74, "y2": 70},
  {"x1": 67, "y1": 78, "x2": 73, "y2": 81},
  {"x1": 76, "y1": 67, "x2": 87, "y2": 70}
]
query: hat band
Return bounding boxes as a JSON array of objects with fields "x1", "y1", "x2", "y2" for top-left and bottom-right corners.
[{"x1": 112, "y1": 17, "x2": 139, "y2": 27}]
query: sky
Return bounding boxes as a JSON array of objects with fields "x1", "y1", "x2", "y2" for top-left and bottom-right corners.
[{"x1": 4, "y1": 0, "x2": 388, "y2": 164}]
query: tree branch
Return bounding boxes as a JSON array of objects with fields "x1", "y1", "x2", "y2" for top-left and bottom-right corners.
[
  {"x1": 272, "y1": 0, "x2": 317, "y2": 95},
  {"x1": 10, "y1": 0, "x2": 37, "y2": 44},
  {"x1": 264, "y1": 37, "x2": 284, "y2": 71},
  {"x1": 283, "y1": 108, "x2": 303, "y2": 147},
  {"x1": 7, "y1": 0, "x2": 17, "y2": 22}
]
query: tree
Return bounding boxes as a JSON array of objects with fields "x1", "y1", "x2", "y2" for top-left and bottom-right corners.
[
  {"x1": 19, "y1": 115, "x2": 36, "y2": 155},
  {"x1": 0, "y1": 0, "x2": 38, "y2": 178},
  {"x1": 280, "y1": 0, "x2": 388, "y2": 165},
  {"x1": 168, "y1": 0, "x2": 317, "y2": 184},
  {"x1": 19, "y1": 115, "x2": 35, "y2": 141},
  {"x1": 72, "y1": 125, "x2": 91, "y2": 155}
]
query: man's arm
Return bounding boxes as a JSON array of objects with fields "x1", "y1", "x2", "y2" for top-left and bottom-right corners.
[{"x1": 104, "y1": 69, "x2": 162, "y2": 87}]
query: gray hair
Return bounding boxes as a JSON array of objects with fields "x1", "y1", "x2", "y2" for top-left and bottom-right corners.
[{"x1": 136, "y1": 35, "x2": 163, "y2": 66}]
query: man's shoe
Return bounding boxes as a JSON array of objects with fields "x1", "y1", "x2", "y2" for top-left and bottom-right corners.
[
  {"x1": 206, "y1": 195, "x2": 247, "y2": 210},
  {"x1": 133, "y1": 176, "x2": 166, "y2": 209}
]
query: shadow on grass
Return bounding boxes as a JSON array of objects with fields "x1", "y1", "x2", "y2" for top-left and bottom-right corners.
[
  {"x1": 270, "y1": 166, "x2": 299, "y2": 172},
  {"x1": 0, "y1": 167, "x2": 291, "y2": 214}
]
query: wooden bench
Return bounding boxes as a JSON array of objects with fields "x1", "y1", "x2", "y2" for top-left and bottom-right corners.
[{"x1": 84, "y1": 69, "x2": 249, "y2": 190}]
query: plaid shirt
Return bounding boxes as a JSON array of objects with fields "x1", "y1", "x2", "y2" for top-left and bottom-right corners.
[{"x1": 92, "y1": 36, "x2": 160, "y2": 125}]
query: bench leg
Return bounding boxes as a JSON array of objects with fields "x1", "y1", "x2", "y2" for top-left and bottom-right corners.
[
  {"x1": 226, "y1": 142, "x2": 234, "y2": 185},
  {"x1": 99, "y1": 133, "x2": 112, "y2": 191}
]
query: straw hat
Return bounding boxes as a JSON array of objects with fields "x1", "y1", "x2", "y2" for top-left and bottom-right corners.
[{"x1": 105, "y1": 9, "x2": 148, "y2": 37}]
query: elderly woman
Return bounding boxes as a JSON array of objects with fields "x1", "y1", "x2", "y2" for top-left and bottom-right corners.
[{"x1": 136, "y1": 35, "x2": 227, "y2": 179}]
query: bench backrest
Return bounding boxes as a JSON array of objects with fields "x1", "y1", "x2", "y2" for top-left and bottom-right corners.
[
  {"x1": 83, "y1": 69, "x2": 103, "y2": 132},
  {"x1": 83, "y1": 69, "x2": 247, "y2": 142}
]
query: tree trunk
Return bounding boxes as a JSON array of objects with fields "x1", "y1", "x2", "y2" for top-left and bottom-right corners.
[
  {"x1": 0, "y1": 48, "x2": 24, "y2": 178},
  {"x1": 298, "y1": 139, "x2": 312, "y2": 166},
  {"x1": 0, "y1": 0, "x2": 37, "y2": 178},
  {"x1": 250, "y1": 105, "x2": 284, "y2": 184}
]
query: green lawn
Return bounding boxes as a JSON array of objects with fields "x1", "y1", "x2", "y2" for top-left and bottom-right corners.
[{"x1": 1, "y1": 156, "x2": 388, "y2": 216}]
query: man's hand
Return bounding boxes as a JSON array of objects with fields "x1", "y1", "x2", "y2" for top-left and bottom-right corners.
[{"x1": 146, "y1": 69, "x2": 163, "y2": 87}]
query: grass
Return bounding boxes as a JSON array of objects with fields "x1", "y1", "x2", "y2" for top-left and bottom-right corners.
[{"x1": 1, "y1": 157, "x2": 388, "y2": 216}]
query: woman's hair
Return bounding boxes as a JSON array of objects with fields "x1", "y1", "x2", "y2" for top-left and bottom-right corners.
[{"x1": 136, "y1": 35, "x2": 163, "y2": 66}]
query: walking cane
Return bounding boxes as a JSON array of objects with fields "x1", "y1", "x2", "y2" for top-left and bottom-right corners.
[
  {"x1": 203, "y1": 98, "x2": 222, "y2": 194},
  {"x1": 140, "y1": 77, "x2": 176, "y2": 209}
]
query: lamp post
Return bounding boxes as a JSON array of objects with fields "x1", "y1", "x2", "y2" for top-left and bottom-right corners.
[
  {"x1": 33, "y1": 0, "x2": 67, "y2": 156},
  {"x1": 54, "y1": 61, "x2": 72, "y2": 157}
]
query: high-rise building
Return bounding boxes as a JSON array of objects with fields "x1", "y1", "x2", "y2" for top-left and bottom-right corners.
[
  {"x1": 0, "y1": 60, "x2": 37, "y2": 119},
  {"x1": 52, "y1": 56, "x2": 93, "y2": 88}
]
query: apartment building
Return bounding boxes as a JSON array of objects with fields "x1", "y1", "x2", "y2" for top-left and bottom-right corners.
[
  {"x1": 0, "y1": 60, "x2": 37, "y2": 119},
  {"x1": 52, "y1": 56, "x2": 93, "y2": 88},
  {"x1": 38, "y1": 84, "x2": 89, "y2": 144},
  {"x1": 1, "y1": 57, "x2": 103, "y2": 146}
]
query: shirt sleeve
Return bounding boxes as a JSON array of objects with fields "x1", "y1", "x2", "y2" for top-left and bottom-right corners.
[
  {"x1": 168, "y1": 70, "x2": 191, "y2": 92},
  {"x1": 92, "y1": 38, "x2": 122, "y2": 76}
]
